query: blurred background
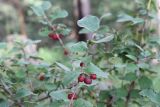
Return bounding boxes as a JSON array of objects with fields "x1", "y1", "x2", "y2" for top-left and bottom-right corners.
[{"x1": 0, "y1": 0, "x2": 157, "y2": 63}]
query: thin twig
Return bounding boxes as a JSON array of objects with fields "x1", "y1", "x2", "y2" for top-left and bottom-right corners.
[
  {"x1": 0, "y1": 79, "x2": 12, "y2": 96},
  {"x1": 36, "y1": 92, "x2": 50, "y2": 102},
  {"x1": 125, "y1": 81, "x2": 135, "y2": 107},
  {"x1": 1, "y1": 79, "x2": 24, "y2": 107}
]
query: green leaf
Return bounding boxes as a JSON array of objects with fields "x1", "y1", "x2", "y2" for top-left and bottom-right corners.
[
  {"x1": 99, "y1": 91, "x2": 110, "y2": 100},
  {"x1": 31, "y1": 6, "x2": 45, "y2": 16},
  {"x1": 69, "y1": 42, "x2": 88, "y2": 52},
  {"x1": 114, "y1": 64, "x2": 126, "y2": 68},
  {"x1": 73, "y1": 98, "x2": 93, "y2": 107},
  {"x1": 49, "y1": 101, "x2": 67, "y2": 107},
  {"x1": 123, "y1": 72, "x2": 137, "y2": 81},
  {"x1": 138, "y1": 63, "x2": 149, "y2": 70},
  {"x1": 15, "y1": 88, "x2": 33, "y2": 99},
  {"x1": 108, "y1": 57, "x2": 123, "y2": 65},
  {"x1": 39, "y1": 19, "x2": 48, "y2": 25},
  {"x1": 115, "y1": 88, "x2": 127, "y2": 98},
  {"x1": 117, "y1": 13, "x2": 144, "y2": 25},
  {"x1": 94, "y1": 34, "x2": 114, "y2": 43},
  {"x1": 41, "y1": 1, "x2": 52, "y2": 11},
  {"x1": 44, "y1": 83, "x2": 57, "y2": 91},
  {"x1": 97, "y1": 103, "x2": 105, "y2": 107},
  {"x1": 150, "y1": 64, "x2": 160, "y2": 72},
  {"x1": 77, "y1": 15, "x2": 100, "y2": 32},
  {"x1": 79, "y1": 28, "x2": 92, "y2": 34},
  {"x1": 0, "y1": 99, "x2": 9, "y2": 107},
  {"x1": 125, "y1": 54, "x2": 137, "y2": 62},
  {"x1": 100, "y1": 13, "x2": 112, "y2": 20},
  {"x1": 134, "y1": 43, "x2": 144, "y2": 52},
  {"x1": 153, "y1": 77, "x2": 160, "y2": 92},
  {"x1": 126, "y1": 63, "x2": 138, "y2": 72},
  {"x1": 132, "y1": 18, "x2": 144, "y2": 25},
  {"x1": 63, "y1": 72, "x2": 80, "y2": 86},
  {"x1": 117, "y1": 13, "x2": 133, "y2": 22},
  {"x1": 72, "y1": 56, "x2": 92, "y2": 68},
  {"x1": 15, "y1": 70, "x2": 26, "y2": 78},
  {"x1": 140, "y1": 89, "x2": 160, "y2": 105},
  {"x1": 56, "y1": 62, "x2": 71, "y2": 72},
  {"x1": 141, "y1": 50, "x2": 151, "y2": 57},
  {"x1": 96, "y1": 25, "x2": 110, "y2": 34},
  {"x1": 115, "y1": 99, "x2": 125, "y2": 107},
  {"x1": 50, "y1": 90, "x2": 68, "y2": 101},
  {"x1": 56, "y1": 28, "x2": 71, "y2": 36},
  {"x1": 0, "y1": 93, "x2": 7, "y2": 100},
  {"x1": 85, "y1": 63, "x2": 108, "y2": 78},
  {"x1": 38, "y1": 27, "x2": 51, "y2": 37},
  {"x1": 130, "y1": 89, "x2": 140, "y2": 98},
  {"x1": 50, "y1": 10, "x2": 68, "y2": 21},
  {"x1": 138, "y1": 76, "x2": 152, "y2": 89},
  {"x1": 80, "y1": 55, "x2": 92, "y2": 66},
  {"x1": 149, "y1": 37, "x2": 160, "y2": 45}
]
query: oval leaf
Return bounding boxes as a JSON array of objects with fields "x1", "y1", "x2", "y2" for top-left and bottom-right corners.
[
  {"x1": 73, "y1": 98, "x2": 93, "y2": 107},
  {"x1": 56, "y1": 62, "x2": 71, "y2": 72},
  {"x1": 50, "y1": 90, "x2": 68, "y2": 101},
  {"x1": 138, "y1": 76, "x2": 152, "y2": 89},
  {"x1": 85, "y1": 63, "x2": 108, "y2": 78},
  {"x1": 50, "y1": 10, "x2": 68, "y2": 21},
  {"x1": 15, "y1": 88, "x2": 33, "y2": 99},
  {"x1": 41, "y1": 1, "x2": 52, "y2": 10},
  {"x1": 94, "y1": 34, "x2": 114, "y2": 43},
  {"x1": 63, "y1": 72, "x2": 80, "y2": 86},
  {"x1": 140, "y1": 89, "x2": 160, "y2": 105},
  {"x1": 31, "y1": 6, "x2": 45, "y2": 16},
  {"x1": 77, "y1": 15, "x2": 100, "y2": 32}
]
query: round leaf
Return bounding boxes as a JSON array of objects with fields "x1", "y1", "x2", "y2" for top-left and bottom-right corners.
[{"x1": 77, "y1": 15, "x2": 100, "y2": 32}]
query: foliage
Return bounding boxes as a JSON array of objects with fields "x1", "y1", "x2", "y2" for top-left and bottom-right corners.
[{"x1": 0, "y1": 0, "x2": 160, "y2": 107}]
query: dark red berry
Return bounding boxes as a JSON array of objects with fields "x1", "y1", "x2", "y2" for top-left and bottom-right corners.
[
  {"x1": 78, "y1": 74, "x2": 85, "y2": 82},
  {"x1": 80, "y1": 62, "x2": 85, "y2": 67},
  {"x1": 48, "y1": 33, "x2": 62, "y2": 40},
  {"x1": 68, "y1": 93, "x2": 77, "y2": 100},
  {"x1": 38, "y1": 73, "x2": 45, "y2": 81},
  {"x1": 84, "y1": 77, "x2": 92, "y2": 84},
  {"x1": 64, "y1": 49, "x2": 69, "y2": 56},
  {"x1": 90, "y1": 74, "x2": 97, "y2": 80}
]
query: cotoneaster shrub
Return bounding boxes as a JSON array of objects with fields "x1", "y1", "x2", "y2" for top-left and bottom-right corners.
[{"x1": 0, "y1": 1, "x2": 160, "y2": 107}]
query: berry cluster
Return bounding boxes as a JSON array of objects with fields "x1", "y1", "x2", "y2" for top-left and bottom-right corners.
[
  {"x1": 79, "y1": 62, "x2": 97, "y2": 84},
  {"x1": 67, "y1": 62, "x2": 97, "y2": 100},
  {"x1": 78, "y1": 73, "x2": 96, "y2": 84},
  {"x1": 48, "y1": 33, "x2": 62, "y2": 40},
  {"x1": 45, "y1": 32, "x2": 98, "y2": 101}
]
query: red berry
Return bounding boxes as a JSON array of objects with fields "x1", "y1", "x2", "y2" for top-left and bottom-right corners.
[
  {"x1": 38, "y1": 73, "x2": 45, "y2": 81},
  {"x1": 90, "y1": 74, "x2": 97, "y2": 80},
  {"x1": 78, "y1": 74, "x2": 85, "y2": 82},
  {"x1": 64, "y1": 49, "x2": 69, "y2": 56},
  {"x1": 48, "y1": 33, "x2": 62, "y2": 40},
  {"x1": 39, "y1": 76, "x2": 45, "y2": 81},
  {"x1": 68, "y1": 93, "x2": 77, "y2": 100},
  {"x1": 80, "y1": 62, "x2": 85, "y2": 67},
  {"x1": 84, "y1": 77, "x2": 92, "y2": 84}
]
